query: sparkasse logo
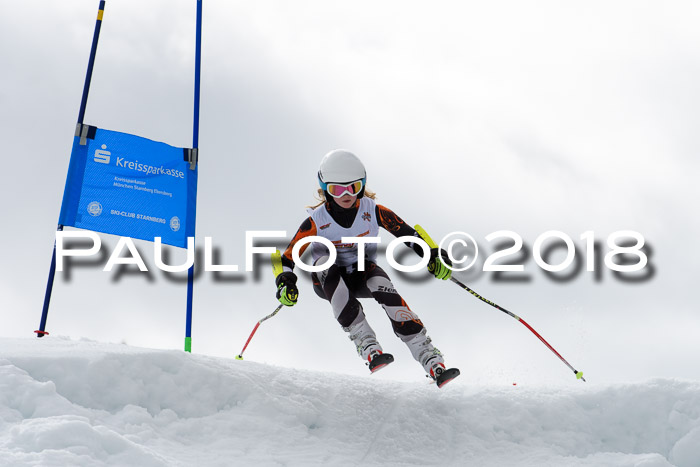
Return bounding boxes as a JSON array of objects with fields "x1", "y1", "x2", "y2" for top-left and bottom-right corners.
[{"x1": 94, "y1": 144, "x2": 111, "y2": 164}]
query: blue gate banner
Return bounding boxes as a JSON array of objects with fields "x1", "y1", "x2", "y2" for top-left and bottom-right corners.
[{"x1": 59, "y1": 127, "x2": 197, "y2": 248}]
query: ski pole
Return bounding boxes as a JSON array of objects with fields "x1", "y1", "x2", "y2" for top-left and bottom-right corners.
[
  {"x1": 235, "y1": 250, "x2": 286, "y2": 360},
  {"x1": 235, "y1": 303, "x2": 284, "y2": 360},
  {"x1": 415, "y1": 225, "x2": 586, "y2": 382}
]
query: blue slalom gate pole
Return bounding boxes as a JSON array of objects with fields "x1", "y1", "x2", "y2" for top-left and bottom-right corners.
[
  {"x1": 37, "y1": 0, "x2": 106, "y2": 338},
  {"x1": 184, "y1": 0, "x2": 202, "y2": 352},
  {"x1": 77, "y1": 0, "x2": 106, "y2": 125}
]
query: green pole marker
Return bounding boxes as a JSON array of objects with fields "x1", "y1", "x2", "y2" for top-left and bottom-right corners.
[
  {"x1": 414, "y1": 225, "x2": 438, "y2": 249},
  {"x1": 271, "y1": 250, "x2": 284, "y2": 278},
  {"x1": 576, "y1": 371, "x2": 584, "y2": 380},
  {"x1": 235, "y1": 354, "x2": 243, "y2": 360},
  {"x1": 185, "y1": 336, "x2": 192, "y2": 353}
]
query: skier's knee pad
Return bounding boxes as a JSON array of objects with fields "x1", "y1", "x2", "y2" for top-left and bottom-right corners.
[
  {"x1": 336, "y1": 298, "x2": 363, "y2": 328},
  {"x1": 316, "y1": 259, "x2": 342, "y2": 300},
  {"x1": 311, "y1": 272, "x2": 326, "y2": 299},
  {"x1": 392, "y1": 318, "x2": 424, "y2": 339}
]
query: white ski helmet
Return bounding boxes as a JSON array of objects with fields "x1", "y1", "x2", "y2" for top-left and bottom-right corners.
[{"x1": 318, "y1": 149, "x2": 366, "y2": 184}]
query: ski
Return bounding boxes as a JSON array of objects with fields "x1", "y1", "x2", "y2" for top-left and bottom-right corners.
[
  {"x1": 435, "y1": 368, "x2": 460, "y2": 388},
  {"x1": 369, "y1": 353, "x2": 394, "y2": 373}
]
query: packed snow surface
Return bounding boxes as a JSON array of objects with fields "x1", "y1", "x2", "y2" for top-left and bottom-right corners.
[{"x1": 1, "y1": 337, "x2": 699, "y2": 466}]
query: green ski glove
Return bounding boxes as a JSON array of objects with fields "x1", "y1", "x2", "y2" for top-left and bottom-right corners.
[
  {"x1": 275, "y1": 271, "x2": 299, "y2": 306},
  {"x1": 428, "y1": 248, "x2": 452, "y2": 280}
]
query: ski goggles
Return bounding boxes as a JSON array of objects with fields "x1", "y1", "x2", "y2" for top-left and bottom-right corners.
[{"x1": 323, "y1": 179, "x2": 365, "y2": 198}]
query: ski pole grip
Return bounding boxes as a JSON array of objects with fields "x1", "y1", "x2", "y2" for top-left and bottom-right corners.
[
  {"x1": 271, "y1": 250, "x2": 284, "y2": 278},
  {"x1": 414, "y1": 225, "x2": 439, "y2": 249}
]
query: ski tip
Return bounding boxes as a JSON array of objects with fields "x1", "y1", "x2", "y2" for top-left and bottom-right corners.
[
  {"x1": 436, "y1": 368, "x2": 460, "y2": 388},
  {"x1": 235, "y1": 355, "x2": 244, "y2": 361},
  {"x1": 369, "y1": 353, "x2": 394, "y2": 373},
  {"x1": 370, "y1": 363, "x2": 390, "y2": 374}
]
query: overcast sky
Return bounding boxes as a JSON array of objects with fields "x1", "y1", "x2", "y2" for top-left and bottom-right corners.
[{"x1": 1, "y1": 0, "x2": 699, "y2": 386}]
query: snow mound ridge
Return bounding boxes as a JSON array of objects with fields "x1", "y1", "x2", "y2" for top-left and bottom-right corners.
[{"x1": 1, "y1": 337, "x2": 699, "y2": 467}]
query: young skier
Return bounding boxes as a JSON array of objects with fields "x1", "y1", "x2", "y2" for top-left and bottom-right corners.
[{"x1": 275, "y1": 149, "x2": 460, "y2": 388}]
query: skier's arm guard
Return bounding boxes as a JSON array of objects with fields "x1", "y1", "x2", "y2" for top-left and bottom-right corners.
[{"x1": 281, "y1": 217, "x2": 317, "y2": 272}]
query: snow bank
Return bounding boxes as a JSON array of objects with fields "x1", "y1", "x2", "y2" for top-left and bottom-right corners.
[{"x1": 1, "y1": 337, "x2": 698, "y2": 466}]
